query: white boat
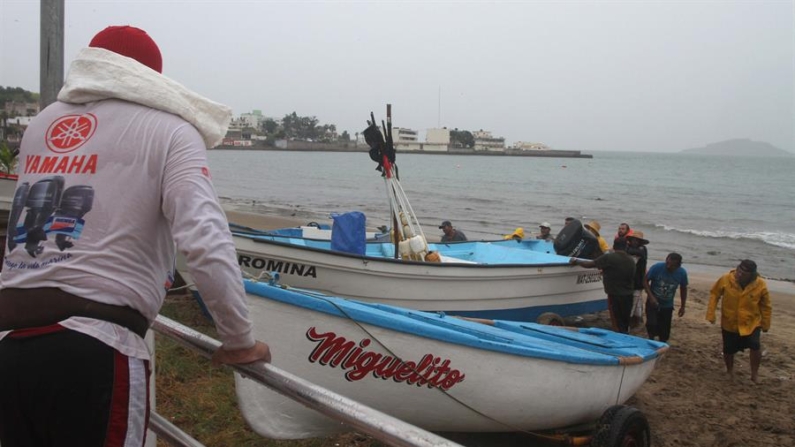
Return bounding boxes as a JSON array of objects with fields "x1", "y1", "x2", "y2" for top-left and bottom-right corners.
[
  {"x1": 237, "y1": 279, "x2": 663, "y2": 441},
  {"x1": 229, "y1": 232, "x2": 605, "y2": 323}
]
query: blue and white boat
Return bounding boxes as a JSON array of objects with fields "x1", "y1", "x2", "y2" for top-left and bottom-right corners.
[
  {"x1": 230, "y1": 231, "x2": 606, "y2": 324},
  {"x1": 236, "y1": 278, "x2": 664, "y2": 440}
]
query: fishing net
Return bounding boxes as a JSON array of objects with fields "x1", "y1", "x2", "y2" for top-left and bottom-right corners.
[{"x1": 363, "y1": 106, "x2": 428, "y2": 261}]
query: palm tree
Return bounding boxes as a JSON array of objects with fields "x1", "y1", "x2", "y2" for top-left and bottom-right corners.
[
  {"x1": 0, "y1": 141, "x2": 18, "y2": 174},
  {"x1": 0, "y1": 110, "x2": 8, "y2": 141}
]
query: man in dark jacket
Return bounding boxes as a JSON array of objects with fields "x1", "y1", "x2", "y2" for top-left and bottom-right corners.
[
  {"x1": 570, "y1": 238, "x2": 636, "y2": 333},
  {"x1": 626, "y1": 231, "x2": 650, "y2": 327},
  {"x1": 439, "y1": 220, "x2": 467, "y2": 242}
]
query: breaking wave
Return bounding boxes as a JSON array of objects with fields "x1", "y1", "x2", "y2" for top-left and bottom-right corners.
[{"x1": 655, "y1": 224, "x2": 795, "y2": 250}]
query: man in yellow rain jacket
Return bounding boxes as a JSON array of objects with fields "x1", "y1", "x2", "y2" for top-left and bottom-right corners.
[{"x1": 706, "y1": 260, "x2": 772, "y2": 382}]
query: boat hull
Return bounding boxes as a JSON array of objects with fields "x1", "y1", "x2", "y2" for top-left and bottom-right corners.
[
  {"x1": 232, "y1": 235, "x2": 606, "y2": 322},
  {"x1": 237, "y1": 281, "x2": 664, "y2": 438}
]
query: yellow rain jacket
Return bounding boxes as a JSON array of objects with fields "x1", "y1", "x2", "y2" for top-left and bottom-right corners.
[
  {"x1": 596, "y1": 236, "x2": 610, "y2": 254},
  {"x1": 503, "y1": 228, "x2": 525, "y2": 241},
  {"x1": 706, "y1": 270, "x2": 772, "y2": 336}
]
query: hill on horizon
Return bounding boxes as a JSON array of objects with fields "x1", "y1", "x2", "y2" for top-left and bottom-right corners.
[{"x1": 681, "y1": 138, "x2": 792, "y2": 157}]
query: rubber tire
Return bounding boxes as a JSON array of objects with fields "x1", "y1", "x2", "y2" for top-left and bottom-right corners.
[
  {"x1": 306, "y1": 221, "x2": 321, "y2": 228},
  {"x1": 536, "y1": 312, "x2": 565, "y2": 326},
  {"x1": 591, "y1": 406, "x2": 650, "y2": 447},
  {"x1": 597, "y1": 405, "x2": 626, "y2": 428},
  {"x1": 591, "y1": 405, "x2": 625, "y2": 443}
]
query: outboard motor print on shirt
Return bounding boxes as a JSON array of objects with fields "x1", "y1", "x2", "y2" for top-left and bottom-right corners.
[{"x1": 7, "y1": 175, "x2": 95, "y2": 257}]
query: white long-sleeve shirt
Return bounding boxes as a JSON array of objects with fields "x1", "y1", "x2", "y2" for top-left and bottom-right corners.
[{"x1": 1, "y1": 98, "x2": 253, "y2": 360}]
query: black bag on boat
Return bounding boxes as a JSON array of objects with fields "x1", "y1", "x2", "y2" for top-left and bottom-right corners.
[
  {"x1": 362, "y1": 112, "x2": 396, "y2": 171},
  {"x1": 363, "y1": 122, "x2": 384, "y2": 163},
  {"x1": 554, "y1": 219, "x2": 599, "y2": 259}
]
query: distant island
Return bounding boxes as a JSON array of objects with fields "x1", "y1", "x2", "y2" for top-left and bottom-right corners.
[{"x1": 681, "y1": 139, "x2": 792, "y2": 157}]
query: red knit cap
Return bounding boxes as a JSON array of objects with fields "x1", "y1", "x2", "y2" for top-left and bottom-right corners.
[{"x1": 89, "y1": 26, "x2": 162, "y2": 73}]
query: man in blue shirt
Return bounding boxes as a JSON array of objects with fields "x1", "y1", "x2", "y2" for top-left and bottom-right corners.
[{"x1": 644, "y1": 252, "x2": 689, "y2": 342}]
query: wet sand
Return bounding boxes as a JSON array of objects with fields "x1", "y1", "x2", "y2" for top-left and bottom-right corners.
[{"x1": 223, "y1": 207, "x2": 795, "y2": 446}]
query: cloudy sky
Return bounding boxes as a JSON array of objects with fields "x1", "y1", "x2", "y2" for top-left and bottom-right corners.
[{"x1": 1, "y1": 0, "x2": 793, "y2": 152}]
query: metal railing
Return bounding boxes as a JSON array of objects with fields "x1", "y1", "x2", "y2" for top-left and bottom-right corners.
[
  {"x1": 151, "y1": 315, "x2": 463, "y2": 447},
  {"x1": 149, "y1": 412, "x2": 206, "y2": 447}
]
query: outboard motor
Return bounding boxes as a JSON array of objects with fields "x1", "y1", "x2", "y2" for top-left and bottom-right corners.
[
  {"x1": 554, "y1": 219, "x2": 600, "y2": 259},
  {"x1": 6, "y1": 182, "x2": 30, "y2": 252},
  {"x1": 53, "y1": 185, "x2": 95, "y2": 251},
  {"x1": 22, "y1": 176, "x2": 65, "y2": 257},
  {"x1": 570, "y1": 229, "x2": 600, "y2": 259}
]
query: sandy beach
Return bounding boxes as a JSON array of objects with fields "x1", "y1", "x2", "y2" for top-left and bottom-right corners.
[{"x1": 223, "y1": 207, "x2": 795, "y2": 446}]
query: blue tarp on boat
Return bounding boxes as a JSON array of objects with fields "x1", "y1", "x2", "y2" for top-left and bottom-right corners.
[{"x1": 330, "y1": 211, "x2": 366, "y2": 255}]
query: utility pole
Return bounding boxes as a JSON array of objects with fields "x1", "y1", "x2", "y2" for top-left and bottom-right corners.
[
  {"x1": 40, "y1": 0, "x2": 64, "y2": 109},
  {"x1": 437, "y1": 85, "x2": 441, "y2": 128}
]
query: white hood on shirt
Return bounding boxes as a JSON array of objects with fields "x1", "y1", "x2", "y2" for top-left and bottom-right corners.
[{"x1": 58, "y1": 47, "x2": 231, "y2": 148}]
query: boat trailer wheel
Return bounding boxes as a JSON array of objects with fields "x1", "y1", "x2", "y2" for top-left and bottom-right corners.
[{"x1": 590, "y1": 405, "x2": 650, "y2": 447}]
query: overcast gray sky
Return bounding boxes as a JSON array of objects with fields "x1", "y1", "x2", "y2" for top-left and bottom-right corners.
[{"x1": 1, "y1": 0, "x2": 793, "y2": 152}]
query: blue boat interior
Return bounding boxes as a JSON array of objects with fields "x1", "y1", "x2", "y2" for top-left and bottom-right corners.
[
  {"x1": 236, "y1": 232, "x2": 570, "y2": 266},
  {"x1": 244, "y1": 280, "x2": 667, "y2": 366},
  {"x1": 229, "y1": 222, "x2": 392, "y2": 242},
  {"x1": 228, "y1": 222, "x2": 332, "y2": 237}
]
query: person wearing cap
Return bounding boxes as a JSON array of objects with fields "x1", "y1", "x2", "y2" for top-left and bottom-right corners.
[
  {"x1": 626, "y1": 231, "x2": 650, "y2": 328},
  {"x1": 584, "y1": 220, "x2": 610, "y2": 255},
  {"x1": 0, "y1": 26, "x2": 270, "y2": 445},
  {"x1": 439, "y1": 220, "x2": 467, "y2": 242},
  {"x1": 503, "y1": 227, "x2": 525, "y2": 241},
  {"x1": 570, "y1": 237, "x2": 636, "y2": 333},
  {"x1": 644, "y1": 252, "x2": 688, "y2": 342},
  {"x1": 536, "y1": 222, "x2": 553, "y2": 241},
  {"x1": 706, "y1": 260, "x2": 771, "y2": 382}
]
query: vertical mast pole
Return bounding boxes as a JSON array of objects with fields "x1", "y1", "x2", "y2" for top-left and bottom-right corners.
[{"x1": 40, "y1": 0, "x2": 65, "y2": 109}]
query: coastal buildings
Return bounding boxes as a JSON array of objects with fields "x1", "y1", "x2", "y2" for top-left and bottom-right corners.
[
  {"x1": 3, "y1": 101, "x2": 39, "y2": 116},
  {"x1": 391, "y1": 127, "x2": 449, "y2": 152},
  {"x1": 224, "y1": 110, "x2": 269, "y2": 147},
  {"x1": 0, "y1": 85, "x2": 574, "y2": 155},
  {"x1": 513, "y1": 141, "x2": 551, "y2": 151},
  {"x1": 472, "y1": 130, "x2": 506, "y2": 152},
  {"x1": 423, "y1": 128, "x2": 450, "y2": 152},
  {"x1": 1, "y1": 101, "x2": 39, "y2": 145},
  {"x1": 392, "y1": 127, "x2": 418, "y2": 144},
  {"x1": 215, "y1": 111, "x2": 591, "y2": 157},
  {"x1": 239, "y1": 110, "x2": 265, "y2": 129}
]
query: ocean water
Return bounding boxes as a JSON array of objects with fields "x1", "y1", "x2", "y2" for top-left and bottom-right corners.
[{"x1": 207, "y1": 150, "x2": 795, "y2": 280}]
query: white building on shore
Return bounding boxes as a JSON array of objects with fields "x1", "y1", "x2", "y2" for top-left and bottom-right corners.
[
  {"x1": 239, "y1": 110, "x2": 265, "y2": 129},
  {"x1": 423, "y1": 128, "x2": 450, "y2": 152},
  {"x1": 512, "y1": 141, "x2": 551, "y2": 151},
  {"x1": 392, "y1": 127, "x2": 451, "y2": 152},
  {"x1": 472, "y1": 130, "x2": 506, "y2": 152}
]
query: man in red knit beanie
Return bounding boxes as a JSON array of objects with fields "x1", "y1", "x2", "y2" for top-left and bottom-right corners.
[
  {"x1": 0, "y1": 26, "x2": 270, "y2": 447},
  {"x1": 89, "y1": 25, "x2": 163, "y2": 73}
]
